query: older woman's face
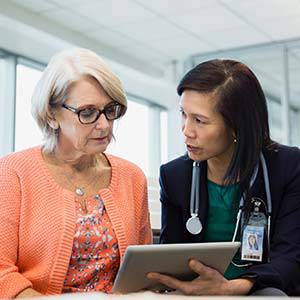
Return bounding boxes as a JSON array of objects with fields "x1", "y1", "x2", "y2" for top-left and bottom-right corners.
[
  {"x1": 180, "y1": 90, "x2": 234, "y2": 162},
  {"x1": 54, "y1": 77, "x2": 114, "y2": 156}
]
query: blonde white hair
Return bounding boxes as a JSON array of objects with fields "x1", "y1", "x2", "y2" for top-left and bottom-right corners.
[{"x1": 31, "y1": 47, "x2": 127, "y2": 152}]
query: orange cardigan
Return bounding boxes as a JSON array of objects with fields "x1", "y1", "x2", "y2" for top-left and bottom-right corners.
[{"x1": 0, "y1": 147, "x2": 152, "y2": 298}]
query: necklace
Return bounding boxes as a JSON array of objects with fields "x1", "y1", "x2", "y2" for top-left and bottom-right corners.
[
  {"x1": 63, "y1": 170, "x2": 99, "y2": 214},
  {"x1": 44, "y1": 151, "x2": 102, "y2": 214},
  {"x1": 63, "y1": 170, "x2": 98, "y2": 197}
]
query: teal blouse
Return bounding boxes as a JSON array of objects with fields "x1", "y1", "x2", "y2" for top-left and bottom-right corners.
[{"x1": 203, "y1": 180, "x2": 247, "y2": 279}]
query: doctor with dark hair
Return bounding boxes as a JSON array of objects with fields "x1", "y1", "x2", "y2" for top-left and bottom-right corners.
[{"x1": 148, "y1": 59, "x2": 300, "y2": 296}]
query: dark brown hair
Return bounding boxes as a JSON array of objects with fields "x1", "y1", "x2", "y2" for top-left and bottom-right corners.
[{"x1": 178, "y1": 59, "x2": 272, "y2": 189}]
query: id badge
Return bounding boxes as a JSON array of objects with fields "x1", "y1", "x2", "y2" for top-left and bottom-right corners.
[{"x1": 241, "y1": 225, "x2": 264, "y2": 262}]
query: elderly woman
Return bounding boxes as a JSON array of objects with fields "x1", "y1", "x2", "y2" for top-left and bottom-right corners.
[
  {"x1": 0, "y1": 48, "x2": 152, "y2": 298},
  {"x1": 148, "y1": 59, "x2": 300, "y2": 296}
]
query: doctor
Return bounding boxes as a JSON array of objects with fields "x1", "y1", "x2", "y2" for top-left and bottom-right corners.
[{"x1": 147, "y1": 59, "x2": 300, "y2": 296}]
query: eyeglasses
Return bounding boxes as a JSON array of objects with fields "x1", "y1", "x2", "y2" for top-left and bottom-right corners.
[{"x1": 62, "y1": 102, "x2": 125, "y2": 124}]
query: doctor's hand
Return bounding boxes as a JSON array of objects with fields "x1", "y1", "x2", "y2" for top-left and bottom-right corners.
[{"x1": 147, "y1": 259, "x2": 254, "y2": 296}]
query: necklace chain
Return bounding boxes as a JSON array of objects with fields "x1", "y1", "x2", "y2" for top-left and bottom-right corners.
[
  {"x1": 62, "y1": 169, "x2": 98, "y2": 197},
  {"x1": 45, "y1": 151, "x2": 103, "y2": 214},
  {"x1": 63, "y1": 170, "x2": 99, "y2": 214}
]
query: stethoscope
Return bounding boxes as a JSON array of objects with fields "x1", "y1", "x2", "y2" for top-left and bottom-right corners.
[{"x1": 186, "y1": 153, "x2": 272, "y2": 252}]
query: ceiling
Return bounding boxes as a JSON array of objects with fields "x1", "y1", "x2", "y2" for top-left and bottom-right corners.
[
  {"x1": 1, "y1": 0, "x2": 300, "y2": 108},
  {"x1": 7, "y1": 0, "x2": 300, "y2": 71}
]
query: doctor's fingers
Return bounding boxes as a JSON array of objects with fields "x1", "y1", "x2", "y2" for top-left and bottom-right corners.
[
  {"x1": 147, "y1": 272, "x2": 193, "y2": 294},
  {"x1": 188, "y1": 259, "x2": 217, "y2": 278}
]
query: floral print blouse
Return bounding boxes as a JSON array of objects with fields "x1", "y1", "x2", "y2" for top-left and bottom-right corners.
[{"x1": 62, "y1": 194, "x2": 120, "y2": 294}]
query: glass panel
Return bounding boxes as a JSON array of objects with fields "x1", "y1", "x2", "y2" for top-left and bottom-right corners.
[
  {"x1": 0, "y1": 55, "x2": 17, "y2": 156},
  {"x1": 0, "y1": 58, "x2": 4, "y2": 95},
  {"x1": 0, "y1": 57, "x2": 5, "y2": 156},
  {"x1": 15, "y1": 64, "x2": 43, "y2": 151},
  {"x1": 290, "y1": 108, "x2": 300, "y2": 147},
  {"x1": 160, "y1": 110, "x2": 168, "y2": 164},
  {"x1": 289, "y1": 45, "x2": 300, "y2": 147},
  {"x1": 266, "y1": 98, "x2": 282, "y2": 143},
  {"x1": 108, "y1": 99, "x2": 150, "y2": 176}
]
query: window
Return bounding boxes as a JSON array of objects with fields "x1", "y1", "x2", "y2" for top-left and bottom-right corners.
[
  {"x1": 108, "y1": 99, "x2": 150, "y2": 175},
  {"x1": 107, "y1": 98, "x2": 164, "y2": 230},
  {"x1": 289, "y1": 44, "x2": 300, "y2": 147},
  {"x1": 266, "y1": 98, "x2": 282, "y2": 143},
  {"x1": 290, "y1": 108, "x2": 300, "y2": 147},
  {"x1": 15, "y1": 64, "x2": 43, "y2": 151},
  {"x1": 160, "y1": 110, "x2": 168, "y2": 164},
  {"x1": 0, "y1": 54, "x2": 18, "y2": 157},
  {"x1": 0, "y1": 58, "x2": 5, "y2": 99},
  {"x1": 0, "y1": 57, "x2": 6, "y2": 157}
]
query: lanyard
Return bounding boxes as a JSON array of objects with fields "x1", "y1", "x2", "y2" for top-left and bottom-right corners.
[
  {"x1": 232, "y1": 163, "x2": 259, "y2": 242},
  {"x1": 232, "y1": 153, "x2": 272, "y2": 240}
]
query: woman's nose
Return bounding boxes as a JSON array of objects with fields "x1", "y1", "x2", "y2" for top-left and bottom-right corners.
[
  {"x1": 95, "y1": 113, "x2": 110, "y2": 129},
  {"x1": 182, "y1": 119, "x2": 196, "y2": 138}
]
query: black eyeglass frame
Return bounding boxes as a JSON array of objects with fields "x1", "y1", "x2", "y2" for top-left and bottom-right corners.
[{"x1": 62, "y1": 102, "x2": 125, "y2": 124}]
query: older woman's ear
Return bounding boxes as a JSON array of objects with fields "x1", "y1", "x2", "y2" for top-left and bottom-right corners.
[
  {"x1": 47, "y1": 113, "x2": 59, "y2": 130},
  {"x1": 49, "y1": 121, "x2": 59, "y2": 130}
]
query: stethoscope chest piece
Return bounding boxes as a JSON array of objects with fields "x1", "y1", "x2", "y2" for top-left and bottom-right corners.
[
  {"x1": 186, "y1": 214, "x2": 202, "y2": 235},
  {"x1": 186, "y1": 160, "x2": 202, "y2": 235}
]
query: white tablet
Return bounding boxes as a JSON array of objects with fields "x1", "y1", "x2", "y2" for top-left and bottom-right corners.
[{"x1": 112, "y1": 241, "x2": 241, "y2": 294}]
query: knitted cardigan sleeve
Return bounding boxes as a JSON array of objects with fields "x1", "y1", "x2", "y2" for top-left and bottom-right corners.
[
  {"x1": 136, "y1": 172, "x2": 152, "y2": 245},
  {"x1": 0, "y1": 164, "x2": 33, "y2": 298}
]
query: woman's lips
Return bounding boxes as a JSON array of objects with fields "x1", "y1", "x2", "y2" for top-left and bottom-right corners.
[
  {"x1": 92, "y1": 136, "x2": 108, "y2": 143},
  {"x1": 186, "y1": 144, "x2": 200, "y2": 153}
]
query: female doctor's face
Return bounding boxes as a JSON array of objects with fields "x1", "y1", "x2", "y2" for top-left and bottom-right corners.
[{"x1": 180, "y1": 90, "x2": 235, "y2": 162}]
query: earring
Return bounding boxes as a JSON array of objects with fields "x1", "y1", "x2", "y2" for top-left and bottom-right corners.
[{"x1": 233, "y1": 138, "x2": 237, "y2": 143}]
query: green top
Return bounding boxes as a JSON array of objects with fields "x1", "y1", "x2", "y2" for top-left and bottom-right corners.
[{"x1": 203, "y1": 180, "x2": 247, "y2": 279}]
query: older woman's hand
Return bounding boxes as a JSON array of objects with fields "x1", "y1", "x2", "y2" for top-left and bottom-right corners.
[{"x1": 147, "y1": 259, "x2": 254, "y2": 296}]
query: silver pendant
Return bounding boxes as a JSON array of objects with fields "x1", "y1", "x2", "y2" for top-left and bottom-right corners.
[
  {"x1": 186, "y1": 216, "x2": 202, "y2": 235},
  {"x1": 75, "y1": 187, "x2": 84, "y2": 196}
]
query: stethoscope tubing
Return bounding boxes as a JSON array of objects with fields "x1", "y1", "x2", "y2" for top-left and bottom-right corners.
[
  {"x1": 188, "y1": 152, "x2": 272, "y2": 247},
  {"x1": 187, "y1": 152, "x2": 272, "y2": 265},
  {"x1": 190, "y1": 161, "x2": 200, "y2": 216}
]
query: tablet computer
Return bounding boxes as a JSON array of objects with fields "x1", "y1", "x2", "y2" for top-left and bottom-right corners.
[{"x1": 112, "y1": 241, "x2": 241, "y2": 294}]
